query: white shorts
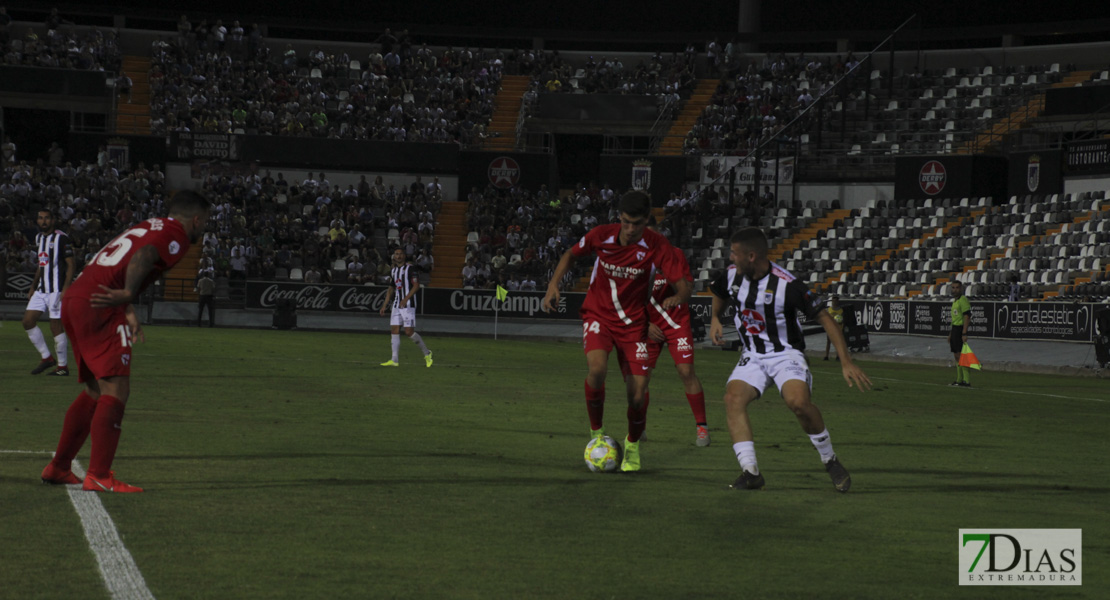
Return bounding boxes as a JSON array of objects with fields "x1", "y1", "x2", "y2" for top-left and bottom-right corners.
[
  {"x1": 727, "y1": 349, "x2": 813, "y2": 396},
  {"x1": 27, "y1": 290, "x2": 63, "y2": 319},
  {"x1": 390, "y1": 307, "x2": 416, "y2": 328}
]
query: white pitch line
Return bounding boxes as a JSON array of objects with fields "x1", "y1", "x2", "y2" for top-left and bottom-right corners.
[
  {"x1": 1, "y1": 451, "x2": 155, "y2": 600},
  {"x1": 66, "y1": 460, "x2": 156, "y2": 600}
]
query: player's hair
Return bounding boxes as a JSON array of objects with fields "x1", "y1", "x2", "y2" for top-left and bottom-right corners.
[
  {"x1": 167, "y1": 190, "x2": 211, "y2": 218},
  {"x1": 618, "y1": 191, "x2": 651, "y2": 219},
  {"x1": 730, "y1": 227, "x2": 769, "y2": 256},
  {"x1": 37, "y1": 207, "x2": 56, "y2": 218}
]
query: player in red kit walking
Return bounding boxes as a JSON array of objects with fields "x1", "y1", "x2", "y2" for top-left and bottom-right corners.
[
  {"x1": 543, "y1": 192, "x2": 691, "y2": 471},
  {"x1": 40, "y1": 191, "x2": 210, "y2": 493},
  {"x1": 616, "y1": 219, "x2": 710, "y2": 446}
]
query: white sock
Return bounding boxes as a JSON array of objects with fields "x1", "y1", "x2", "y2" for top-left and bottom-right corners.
[
  {"x1": 409, "y1": 332, "x2": 430, "y2": 355},
  {"x1": 26, "y1": 327, "x2": 51, "y2": 360},
  {"x1": 733, "y1": 441, "x2": 758, "y2": 474},
  {"x1": 54, "y1": 333, "x2": 68, "y2": 367},
  {"x1": 391, "y1": 334, "x2": 401, "y2": 362},
  {"x1": 808, "y1": 429, "x2": 836, "y2": 464}
]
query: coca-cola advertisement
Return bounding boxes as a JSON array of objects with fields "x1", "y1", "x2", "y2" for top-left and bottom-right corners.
[{"x1": 246, "y1": 282, "x2": 393, "y2": 312}]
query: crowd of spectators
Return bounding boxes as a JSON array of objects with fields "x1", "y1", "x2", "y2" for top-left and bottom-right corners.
[
  {"x1": 463, "y1": 181, "x2": 630, "y2": 292},
  {"x1": 684, "y1": 51, "x2": 861, "y2": 154},
  {"x1": 149, "y1": 17, "x2": 504, "y2": 146},
  {"x1": 0, "y1": 7, "x2": 121, "y2": 72},
  {"x1": 190, "y1": 170, "x2": 441, "y2": 286},
  {"x1": 1, "y1": 150, "x2": 168, "y2": 276},
  {"x1": 0, "y1": 141, "x2": 443, "y2": 292}
]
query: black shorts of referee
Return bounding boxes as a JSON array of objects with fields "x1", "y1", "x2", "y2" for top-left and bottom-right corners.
[{"x1": 949, "y1": 326, "x2": 964, "y2": 353}]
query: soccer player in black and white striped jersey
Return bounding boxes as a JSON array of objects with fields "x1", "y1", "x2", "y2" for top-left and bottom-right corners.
[
  {"x1": 709, "y1": 227, "x2": 870, "y2": 492},
  {"x1": 378, "y1": 248, "x2": 433, "y2": 367},
  {"x1": 22, "y1": 208, "x2": 75, "y2": 375}
]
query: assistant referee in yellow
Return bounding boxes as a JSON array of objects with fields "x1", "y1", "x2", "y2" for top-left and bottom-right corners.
[{"x1": 948, "y1": 280, "x2": 972, "y2": 387}]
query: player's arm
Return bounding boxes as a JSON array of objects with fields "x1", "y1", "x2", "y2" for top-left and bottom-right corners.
[
  {"x1": 27, "y1": 263, "x2": 42, "y2": 300},
  {"x1": 816, "y1": 309, "x2": 871, "y2": 391},
  {"x1": 89, "y1": 245, "x2": 160, "y2": 308},
  {"x1": 661, "y1": 277, "x2": 692, "y2": 309},
  {"x1": 379, "y1": 283, "x2": 394, "y2": 316},
  {"x1": 124, "y1": 303, "x2": 145, "y2": 344},
  {"x1": 60, "y1": 238, "x2": 76, "y2": 294},
  {"x1": 401, "y1": 276, "x2": 419, "y2": 305},
  {"x1": 709, "y1": 289, "x2": 728, "y2": 346},
  {"x1": 542, "y1": 248, "x2": 576, "y2": 313}
]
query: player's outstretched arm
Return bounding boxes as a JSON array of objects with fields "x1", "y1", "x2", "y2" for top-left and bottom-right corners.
[
  {"x1": 543, "y1": 249, "x2": 575, "y2": 313},
  {"x1": 817, "y1": 309, "x2": 872, "y2": 391},
  {"x1": 90, "y1": 245, "x2": 160, "y2": 308}
]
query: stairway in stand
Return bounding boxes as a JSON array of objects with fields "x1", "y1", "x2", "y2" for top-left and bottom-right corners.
[
  {"x1": 115, "y1": 55, "x2": 152, "y2": 135},
  {"x1": 658, "y1": 79, "x2": 719, "y2": 156},
  {"x1": 429, "y1": 201, "x2": 469, "y2": 288},
  {"x1": 484, "y1": 75, "x2": 531, "y2": 152}
]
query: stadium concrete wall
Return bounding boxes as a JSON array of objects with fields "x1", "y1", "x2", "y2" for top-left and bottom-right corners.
[{"x1": 796, "y1": 182, "x2": 894, "y2": 209}]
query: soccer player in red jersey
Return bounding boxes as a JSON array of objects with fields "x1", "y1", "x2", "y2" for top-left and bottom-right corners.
[
  {"x1": 40, "y1": 191, "x2": 210, "y2": 493},
  {"x1": 616, "y1": 220, "x2": 711, "y2": 446},
  {"x1": 543, "y1": 192, "x2": 691, "y2": 471}
]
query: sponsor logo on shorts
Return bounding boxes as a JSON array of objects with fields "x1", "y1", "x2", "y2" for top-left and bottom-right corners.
[
  {"x1": 635, "y1": 342, "x2": 649, "y2": 361},
  {"x1": 121, "y1": 354, "x2": 130, "y2": 365},
  {"x1": 676, "y1": 336, "x2": 692, "y2": 351}
]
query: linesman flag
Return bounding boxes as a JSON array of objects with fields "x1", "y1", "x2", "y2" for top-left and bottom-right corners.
[
  {"x1": 958, "y1": 343, "x2": 982, "y2": 370},
  {"x1": 496, "y1": 285, "x2": 508, "y2": 302}
]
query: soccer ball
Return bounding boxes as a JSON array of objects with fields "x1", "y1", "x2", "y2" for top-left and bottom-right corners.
[{"x1": 584, "y1": 436, "x2": 622, "y2": 472}]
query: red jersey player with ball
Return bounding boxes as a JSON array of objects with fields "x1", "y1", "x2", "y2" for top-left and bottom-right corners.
[
  {"x1": 41, "y1": 191, "x2": 210, "y2": 493},
  {"x1": 543, "y1": 192, "x2": 691, "y2": 472}
]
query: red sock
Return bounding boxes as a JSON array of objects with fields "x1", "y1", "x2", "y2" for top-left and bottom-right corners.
[
  {"x1": 585, "y1": 381, "x2": 605, "y2": 431},
  {"x1": 52, "y1": 390, "x2": 98, "y2": 470},
  {"x1": 686, "y1": 391, "x2": 707, "y2": 425},
  {"x1": 627, "y1": 393, "x2": 650, "y2": 442},
  {"x1": 87, "y1": 395, "x2": 126, "y2": 478}
]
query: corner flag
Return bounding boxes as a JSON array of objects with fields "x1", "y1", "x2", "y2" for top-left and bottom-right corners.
[
  {"x1": 496, "y1": 286, "x2": 508, "y2": 302},
  {"x1": 958, "y1": 343, "x2": 981, "y2": 370}
]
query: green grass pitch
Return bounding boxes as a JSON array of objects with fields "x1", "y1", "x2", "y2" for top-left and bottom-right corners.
[{"x1": 1, "y1": 323, "x2": 1107, "y2": 599}]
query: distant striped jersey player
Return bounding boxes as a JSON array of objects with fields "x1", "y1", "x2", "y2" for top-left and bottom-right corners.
[
  {"x1": 35, "y1": 229, "x2": 73, "y2": 293},
  {"x1": 391, "y1": 263, "x2": 417, "y2": 309}
]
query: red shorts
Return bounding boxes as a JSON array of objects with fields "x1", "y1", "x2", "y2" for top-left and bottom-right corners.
[
  {"x1": 616, "y1": 323, "x2": 696, "y2": 377},
  {"x1": 61, "y1": 296, "x2": 133, "y2": 384},
  {"x1": 581, "y1": 316, "x2": 651, "y2": 373}
]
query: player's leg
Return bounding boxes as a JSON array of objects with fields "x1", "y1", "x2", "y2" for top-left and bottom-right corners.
[
  {"x1": 724, "y1": 377, "x2": 765, "y2": 489},
  {"x1": 582, "y1": 319, "x2": 613, "y2": 438},
  {"x1": 23, "y1": 303, "x2": 55, "y2": 372},
  {"x1": 83, "y1": 375, "x2": 142, "y2": 492},
  {"x1": 620, "y1": 371, "x2": 650, "y2": 472},
  {"x1": 824, "y1": 336, "x2": 832, "y2": 360},
  {"x1": 47, "y1": 292, "x2": 68, "y2": 374},
  {"x1": 43, "y1": 380, "x2": 100, "y2": 484},
  {"x1": 665, "y1": 332, "x2": 709, "y2": 445},
  {"x1": 404, "y1": 311, "x2": 432, "y2": 366},
  {"x1": 382, "y1": 311, "x2": 402, "y2": 365},
  {"x1": 775, "y1": 357, "x2": 850, "y2": 493}
]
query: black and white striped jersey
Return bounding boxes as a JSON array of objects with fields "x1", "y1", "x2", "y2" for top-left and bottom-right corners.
[
  {"x1": 34, "y1": 230, "x2": 73, "y2": 294},
  {"x1": 391, "y1": 263, "x2": 418, "y2": 309},
  {"x1": 710, "y1": 262, "x2": 824, "y2": 355}
]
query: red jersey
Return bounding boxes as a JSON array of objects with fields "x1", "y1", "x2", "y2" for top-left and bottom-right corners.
[
  {"x1": 647, "y1": 244, "x2": 694, "y2": 330},
  {"x1": 572, "y1": 223, "x2": 684, "y2": 327},
  {"x1": 69, "y1": 217, "x2": 191, "y2": 300}
]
